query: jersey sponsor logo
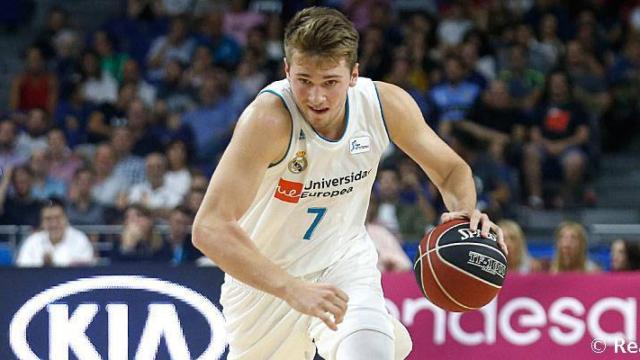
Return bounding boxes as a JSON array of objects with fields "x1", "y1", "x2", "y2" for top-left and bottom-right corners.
[
  {"x1": 300, "y1": 169, "x2": 372, "y2": 199},
  {"x1": 303, "y1": 169, "x2": 371, "y2": 190},
  {"x1": 287, "y1": 151, "x2": 308, "y2": 174},
  {"x1": 274, "y1": 178, "x2": 303, "y2": 203},
  {"x1": 349, "y1": 136, "x2": 371, "y2": 154}
]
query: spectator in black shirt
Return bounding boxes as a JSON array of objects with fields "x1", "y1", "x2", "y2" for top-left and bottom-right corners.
[
  {"x1": 459, "y1": 79, "x2": 527, "y2": 165},
  {"x1": 0, "y1": 165, "x2": 42, "y2": 227},
  {"x1": 111, "y1": 204, "x2": 169, "y2": 263},
  {"x1": 165, "y1": 206, "x2": 202, "y2": 265},
  {"x1": 523, "y1": 70, "x2": 590, "y2": 208}
]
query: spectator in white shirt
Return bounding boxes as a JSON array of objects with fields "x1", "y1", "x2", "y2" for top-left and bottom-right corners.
[
  {"x1": 16, "y1": 198, "x2": 95, "y2": 267},
  {"x1": 164, "y1": 139, "x2": 192, "y2": 199},
  {"x1": 128, "y1": 152, "x2": 182, "y2": 216}
]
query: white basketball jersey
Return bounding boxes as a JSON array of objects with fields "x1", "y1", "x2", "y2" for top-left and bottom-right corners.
[{"x1": 239, "y1": 77, "x2": 389, "y2": 276}]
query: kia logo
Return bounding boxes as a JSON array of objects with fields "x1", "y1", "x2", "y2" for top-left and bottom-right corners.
[{"x1": 9, "y1": 275, "x2": 227, "y2": 360}]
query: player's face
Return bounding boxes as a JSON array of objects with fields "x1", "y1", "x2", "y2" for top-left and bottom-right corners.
[{"x1": 285, "y1": 51, "x2": 358, "y2": 136}]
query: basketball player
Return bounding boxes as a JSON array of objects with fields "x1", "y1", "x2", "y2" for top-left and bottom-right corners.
[{"x1": 193, "y1": 7, "x2": 508, "y2": 360}]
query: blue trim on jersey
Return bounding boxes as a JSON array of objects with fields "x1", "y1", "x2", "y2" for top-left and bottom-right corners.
[
  {"x1": 373, "y1": 83, "x2": 391, "y2": 141},
  {"x1": 258, "y1": 89, "x2": 293, "y2": 168},
  {"x1": 310, "y1": 95, "x2": 350, "y2": 143}
]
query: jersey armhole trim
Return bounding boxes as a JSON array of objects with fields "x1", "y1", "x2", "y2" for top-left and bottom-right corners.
[
  {"x1": 373, "y1": 82, "x2": 391, "y2": 143},
  {"x1": 258, "y1": 89, "x2": 293, "y2": 168}
]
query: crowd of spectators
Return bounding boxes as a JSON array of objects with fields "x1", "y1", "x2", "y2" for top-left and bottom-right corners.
[{"x1": 1, "y1": 0, "x2": 640, "y2": 269}]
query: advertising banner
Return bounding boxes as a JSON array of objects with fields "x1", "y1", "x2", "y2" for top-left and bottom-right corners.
[
  {"x1": 383, "y1": 272, "x2": 640, "y2": 360},
  {"x1": 3, "y1": 267, "x2": 640, "y2": 359},
  {"x1": 0, "y1": 265, "x2": 227, "y2": 360}
]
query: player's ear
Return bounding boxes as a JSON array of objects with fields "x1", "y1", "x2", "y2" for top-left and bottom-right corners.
[{"x1": 349, "y1": 63, "x2": 359, "y2": 87}]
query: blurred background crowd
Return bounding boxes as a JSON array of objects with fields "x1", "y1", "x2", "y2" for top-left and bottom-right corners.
[{"x1": 0, "y1": 0, "x2": 639, "y2": 273}]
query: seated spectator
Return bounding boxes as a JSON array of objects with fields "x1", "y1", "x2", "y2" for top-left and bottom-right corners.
[
  {"x1": 182, "y1": 72, "x2": 239, "y2": 171},
  {"x1": 460, "y1": 41, "x2": 489, "y2": 90},
  {"x1": 110, "y1": 204, "x2": 168, "y2": 263},
  {"x1": 80, "y1": 50, "x2": 118, "y2": 105},
  {"x1": 146, "y1": 16, "x2": 196, "y2": 81},
  {"x1": 604, "y1": 37, "x2": 640, "y2": 151},
  {"x1": 183, "y1": 45, "x2": 213, "y2": 91},
  {"x1": 0, "y1": 118, "x2": 29, "y2": 169},
  {"x1": 151, "y1": 110, "x2": 195, "y2": 149},
  {"x1": 223, "y1": 0, "x2": 265, "y2": 46},
  {"x1": 9, "y1": 46, "x2": 58, "y2": 114},
  {"x1": 121, "y1": 59, "x2": 157, "y2": 106},
  {"x1": 0, "y1": 165, "x2": 42, "y2": 227},
  {"x1": 498, "y1": 219, "x2": 541, "y2": 273},
  {"x1": 47, "y1": 128, "x2": 83, "y2": 184},
  {"x1": 563, "y1": 40, "x2": 610, "y2": 116},
  {"x1": 195, "y1": 11, "x2": 241, "y2": 69},
  {"x1": 449, "y1": 127, "x2": 511, "y2": 219},
  {"x1": 429, "y1": 55, "x2": 481, "y2": 138},
  {"x1": 53, "y1": 30, "x2": 82, "y2": 93},
  {"x1": 87, "y1": 82, "x2": 136, "y2": 143},
  {"x1": 366, "y1": 194, "x2": 412, "y2": 273},
  {"x1": 523, "y1": 70, "x2": 590, "y2": 208},
  {"x1": 111, "y1": 126, "x2": 146, "y2": 186},
  {"x1": 358, "y1": 26, "x2": 391, "y2": 84},
  {"x1": 53, "y1": 81, "x2": 94, "y2": 148},
  {"x1": 66, "y1": 167, "x2": 106, "y2": 226},
  {"x1": 126, "y1": 98, "x2": 163, "y2": 157},
  {"x1": 375, "y1": 166, "x2": 435, "y2": 243},
  {"x1": 498, "y1": 44, "x2": 545, "y2": 113},
  {"x1": 16, "y1": 199, "x2": 94, "y2": 267},
  {"x1": 537, "y1": 14, "x2": 564, "y2": 69},
  {"x1": 610, "y1": 239, "x2": 640, "y2": 271},
  {"x1": 383, "y1": 50, "x2": 429, "y2": 114},
  {"x1": 459, "y1": 80, "x2": 526, "y2": 165},
  {"x1": 127, "y1": 152, "x2": 183, "y2": 215},
  {"x1": 16, "y1": 108, "x2": 50, "y2": 154},
  {"x1": 91, "y1": 143, "x2": 127, "y2": 208},
  {"x1": 513, "y1": 23, "x2": 554, "y2": 73},
  {"x1": 93, "y1": 30, "x2": 128, "y2": 83},
  {"x1": 33, "y1": 6, "x2": 71, "y2": 60},
  {"x1": 165, "y1": 206, "x2": 202, "y2": 265},
  {"x1": 550, "y1": 221, "x2": 600, "y2": 273},
  {"x1": 184, "y1": 186, "x2": 205, "y2": 215},
  {"x1": 234, "y1": 51, "x2": 268, "y2": 98},
  {"x1": 29, "y1": 148, "x2": 67, "y2": 200},
  {"x1": 165, "y1": 139, "x2": 192, "y2": 199},
  {"x1": 155, "y1": 59, "x2": 195, "y2": 112}
]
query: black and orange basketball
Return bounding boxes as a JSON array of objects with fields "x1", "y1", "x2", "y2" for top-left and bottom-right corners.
[{"x1": 414, "y1": 219, "x2": 507, "y2": 312}]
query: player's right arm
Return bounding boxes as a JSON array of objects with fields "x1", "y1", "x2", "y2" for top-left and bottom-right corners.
[{"x1": 192, "y1": 93, "x2": 348, "y2": 330}]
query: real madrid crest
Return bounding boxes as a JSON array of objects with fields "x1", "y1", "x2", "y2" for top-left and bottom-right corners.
[{"x1": 288, "y1": 151, "x2": 308, "y2": 173}]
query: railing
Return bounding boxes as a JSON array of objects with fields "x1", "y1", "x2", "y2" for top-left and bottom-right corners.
[{"x1": 589, "y1": 224, "x2": 640, "y2": 244}]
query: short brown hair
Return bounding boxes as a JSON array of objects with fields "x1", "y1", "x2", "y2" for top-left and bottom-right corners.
[{"x1": 284, "y1": 7, "x2": 359, "y2": 68}]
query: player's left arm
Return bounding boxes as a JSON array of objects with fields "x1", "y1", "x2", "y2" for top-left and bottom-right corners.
[{"x1": 375, "y1": 81, "x2": 507, "y2": 254}]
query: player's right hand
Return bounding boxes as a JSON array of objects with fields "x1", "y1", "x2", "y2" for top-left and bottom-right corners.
[{"x1": 283, "y1": 279, "x2": 349, "y2": 331}]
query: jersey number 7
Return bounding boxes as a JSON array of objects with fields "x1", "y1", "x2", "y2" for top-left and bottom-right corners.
[{"x1": 304, "y1": 207, "x2": 327, "y2": 240}]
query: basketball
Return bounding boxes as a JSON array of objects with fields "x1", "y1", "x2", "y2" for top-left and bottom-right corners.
[{"x1": 414, "y1": 219, "x2": 507, "y2": 312}]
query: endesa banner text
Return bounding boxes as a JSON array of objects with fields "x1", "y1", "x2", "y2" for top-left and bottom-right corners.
[{"x1": 383, "y1": 272, "x2": 640, "y2": 360}]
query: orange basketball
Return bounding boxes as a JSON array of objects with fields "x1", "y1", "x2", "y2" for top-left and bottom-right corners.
[{"x1": 414, "y1": 219, "x2": 507, "y2": 312}]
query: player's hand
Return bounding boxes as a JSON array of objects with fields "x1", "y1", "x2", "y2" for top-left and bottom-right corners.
[
  {"x1": 440, "y1": 209, "x2": 508, "y2": 256},
  {"x1": 283, "y1": 279, "x2": 349, "y2": 331}
]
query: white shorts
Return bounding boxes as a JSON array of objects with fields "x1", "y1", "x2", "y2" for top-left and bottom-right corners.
[{"x1": 220, "y1": 234, "x2": 412, "y2": 360}]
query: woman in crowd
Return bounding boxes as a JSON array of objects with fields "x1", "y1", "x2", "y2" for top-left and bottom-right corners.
[{"x1": 550, "y1": 221, "x2": 600, "y2": 273}]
